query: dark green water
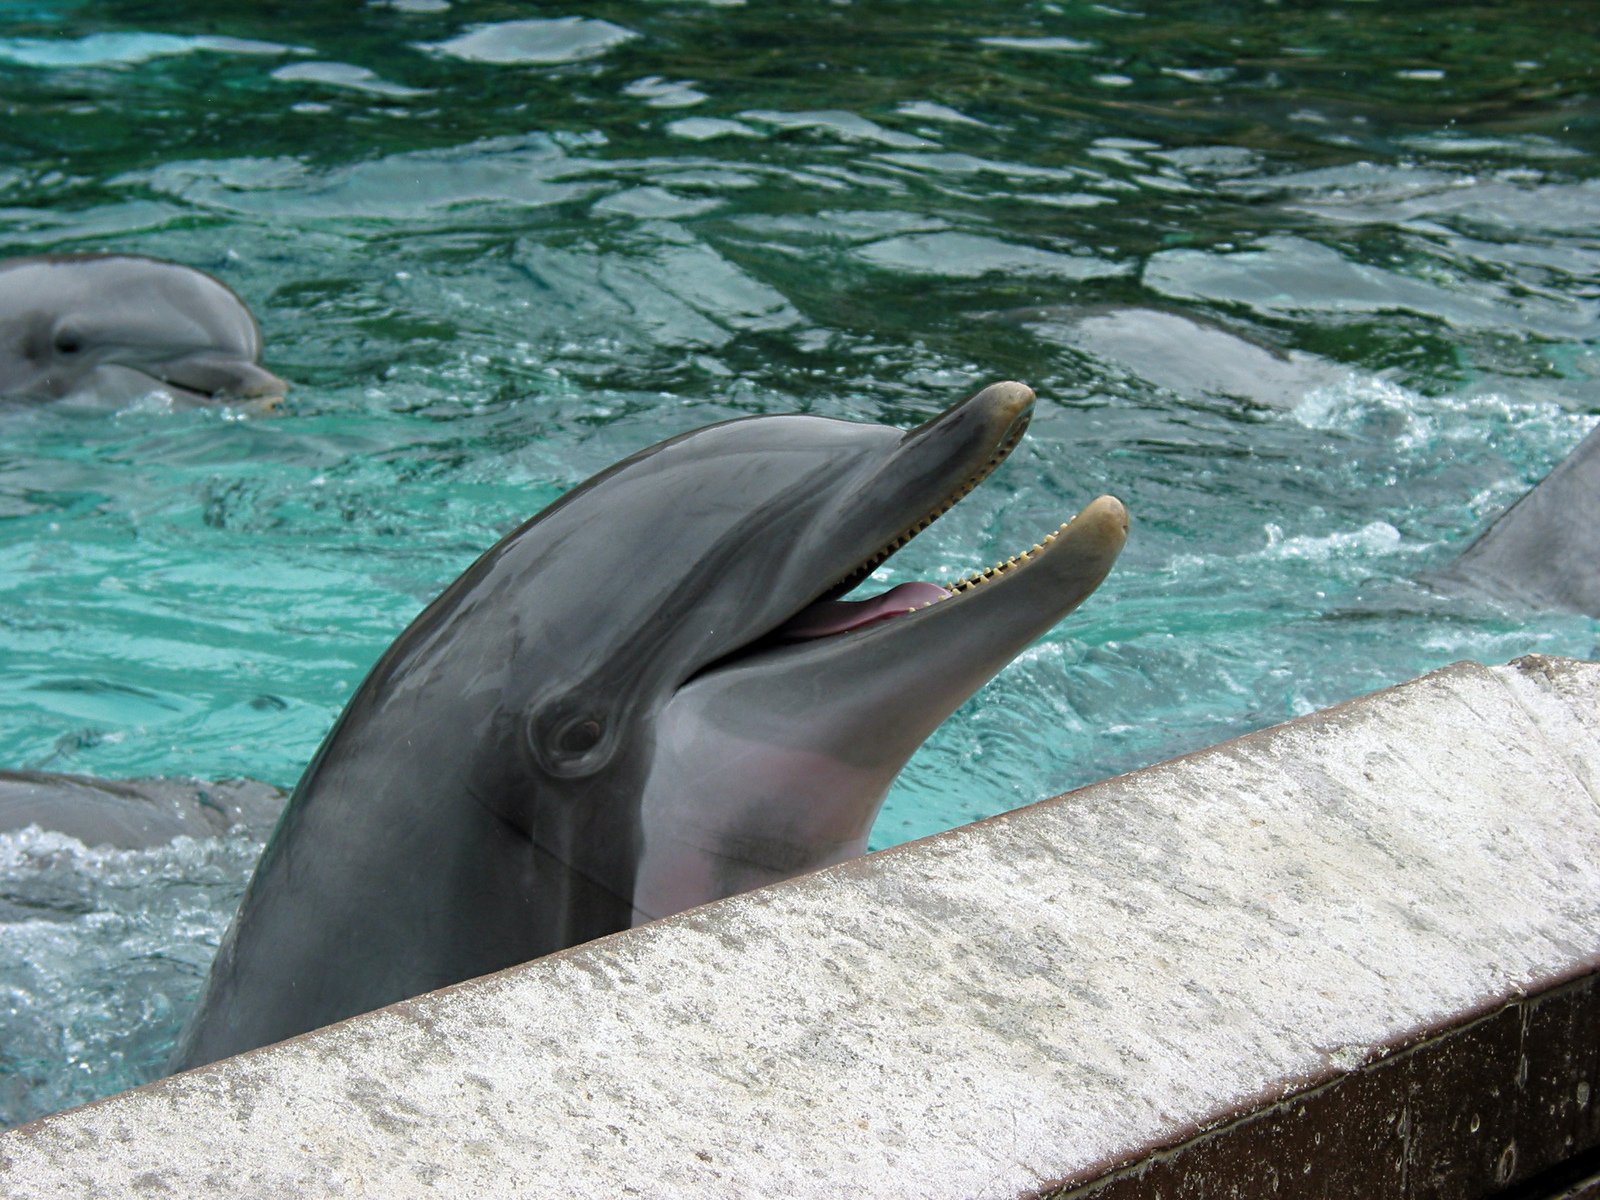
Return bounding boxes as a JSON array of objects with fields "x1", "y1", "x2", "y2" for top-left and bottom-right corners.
[{"x1": 1, "y1": 0, "x2": 1596, "y2": 1126}]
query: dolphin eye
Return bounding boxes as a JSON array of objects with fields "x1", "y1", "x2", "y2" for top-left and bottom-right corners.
[
  {"x1": 53, "y1": 329, "x2": 82, "y2": 355},
  {"x1": 527, "y1": 703, "x2": 611, "y2": 778},
  {"x1": 558, "y1": 718, "x2": 603, "y2": 756}
]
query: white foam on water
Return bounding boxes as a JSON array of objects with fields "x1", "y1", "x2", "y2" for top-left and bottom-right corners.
[
  {"x1": 0, "y1": 826, "x2": 262, "y2": 1127},
  {"x1": 1260, "y1": 519, "x2": 1407, "y2": 562}
]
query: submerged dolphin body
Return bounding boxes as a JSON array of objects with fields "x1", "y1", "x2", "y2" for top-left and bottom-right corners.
[
  {"x1": 0, "y1": 772, "x2": 284, "y2": 849},
  {"x1": 170, "y1": 381, "x2": 1128, "y2": 1071},
  {"x1": 1435, "y1": 422, "x2": 1600, "y2": 617},
  {"x1": 0, "y1": 254, "x2": 287, "y2": 406}
]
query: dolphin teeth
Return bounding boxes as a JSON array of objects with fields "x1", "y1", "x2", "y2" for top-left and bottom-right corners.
[
  {"x1": 817, "y1": 401, "x2": 1031, "y2": 602},
  {"x1": 938, "y1": 507, "x2": 1093, "y2": 594}
]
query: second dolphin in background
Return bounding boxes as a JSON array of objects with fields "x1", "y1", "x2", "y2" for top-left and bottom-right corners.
[{"x1": 0, "y1": 254, "x2": 287, "y2": 408}]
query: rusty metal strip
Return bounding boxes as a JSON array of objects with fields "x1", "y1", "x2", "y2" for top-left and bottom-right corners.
[{"x1": 1038, "y1": 971, "x2": 1600, "y2": 1199}]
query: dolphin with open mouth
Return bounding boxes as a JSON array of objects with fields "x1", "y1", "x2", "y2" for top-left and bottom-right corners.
[
  {"x1": 0, "y1": 253, "x2": 287, "y2": 407},
  {"x1": 169, "y1": 380, "x2": 1127, "y2": 1070}
]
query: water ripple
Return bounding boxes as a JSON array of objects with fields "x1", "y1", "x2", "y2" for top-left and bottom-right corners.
[{"x1": 419, "y1": 17, "x2": 639, "y2": 66}]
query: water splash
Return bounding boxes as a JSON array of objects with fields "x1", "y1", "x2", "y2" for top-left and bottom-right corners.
[{"x1": 0, "y1": 826, "x2": 263, "y2": 1126}]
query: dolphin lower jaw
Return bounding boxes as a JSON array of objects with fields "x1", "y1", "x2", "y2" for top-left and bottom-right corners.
[
  {"x1": 727, "y1": 466, "x2": 1126, "y2": 684},
  {"x1": 685, "y1": 493, "x2": 1128, "y2": 720},
  {"x1": 635, "y1": 481, "x2": 1128, "y2": 926},
  {"x1": 916, "y1": 494, "x2": 1130, "y2": 628},
  {"x1": 46, "y1": 359, "x2": 288, "y2": 408},
  {"x1": 773, "y1": 495, "x2": 1129, "y2": 644},
  {"x1": 156, "y1": 354, "x2": 289, "y2": 403}
]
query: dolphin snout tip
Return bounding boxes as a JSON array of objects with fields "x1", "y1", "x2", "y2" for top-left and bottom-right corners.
[
  {"x1": 217, "y1": 364, "x2": 291, "y2": 404},
  {"x1": 954, "y1": 380, "x2": 1035, "y2": 450},
  {"x1": 195, "y1": 365, "x2": 290, "y2": 413},
  {"x1": 973, "y1": 379, "x2": 1036, "y2": 416},
  {"x1": 913, "y1": 379, "x2": 1036, "y2": 444},
  {"x1": 1088, "y1": 493, "x2": 1128, "y2": 527},
  {"x1": 240, "y1": 383, "x2": 291, "y2": 412},
  {"x1": 1080, "y1": 494, "x2": 1130, "y2": 544}
]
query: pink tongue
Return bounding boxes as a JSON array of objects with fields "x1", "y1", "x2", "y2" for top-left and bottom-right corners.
[{"x1": 773, "y1": 581, "x2": 952, "y2": 642}]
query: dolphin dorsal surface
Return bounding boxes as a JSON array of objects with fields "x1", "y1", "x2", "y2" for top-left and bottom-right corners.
[
  {"x1": 0, "y1": 772, "x2": 284, "y2": 849},
  {"x1": 169, "y1": 381, "x2": 1128, "y2": 1071},
  {"x1": 0, "y1": 253, "x2": 287, "y2": 407},
  {"x1": 1437, "y1": 422, "x2": 1600, "y2": 617}
]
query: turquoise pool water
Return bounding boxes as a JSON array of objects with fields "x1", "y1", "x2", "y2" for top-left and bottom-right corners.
[{"x1": 2, "y1": 1, "x2": 1597, "y2": 1125}]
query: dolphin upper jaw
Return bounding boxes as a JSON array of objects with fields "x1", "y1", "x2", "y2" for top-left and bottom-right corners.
[
  {"x1": 825, "y1": 381, "x2": 1037, "y2": 597},
  {"x1": 458, "y1": 381, "x2": 1041, "y2": 718},
  {"x1": 653, "y1": 380, "x2": 1044, "y2": 685}
]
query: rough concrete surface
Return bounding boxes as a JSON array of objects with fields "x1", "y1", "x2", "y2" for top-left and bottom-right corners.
[{"x1": 2, "y1": 655, "x2": 1598, "y2": 1198}]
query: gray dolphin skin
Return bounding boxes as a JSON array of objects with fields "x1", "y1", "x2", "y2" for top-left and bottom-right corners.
[
  {"x1": 0, "y1": 253, "x2": 287, "y2": 406},
  {"x1": 169, "y1": 380, "x2": 1128, "y2": 1071},
  {"x1": 1435, "y1": 421, "x2": 1600, "y2": 617},
  {"x1": 0, "y1": 772, "x2": 284, "y2": 849}
]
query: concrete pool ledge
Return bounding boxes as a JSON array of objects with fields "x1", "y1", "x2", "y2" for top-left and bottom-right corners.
[{"x1": 4, "y1": 654, "x2": 1600, "y2": 1197}]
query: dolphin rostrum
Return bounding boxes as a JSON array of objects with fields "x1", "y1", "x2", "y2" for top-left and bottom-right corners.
[
  {"x1": 170, "y1": 381, "x2": 1127, "y2": 1071},
  {"x1": 1435, "y1": 421, "x2": 1600, "y2": 617},
  {"x1": 0, "y1": 253, "x2": 287, "y2": 406}
]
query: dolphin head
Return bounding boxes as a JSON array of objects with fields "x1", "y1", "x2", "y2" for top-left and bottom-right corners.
[
  {"x1": 171, "y1": 381, "x2": 1126, "y2": 1069},
  {"x1": 407, "y1": 381, "x2": 1124, "y2": 917},
  {"x1": 0, "y1": 253, "x2": 288, "y2": 407}
]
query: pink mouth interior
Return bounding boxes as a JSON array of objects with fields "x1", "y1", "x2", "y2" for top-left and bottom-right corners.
[{"x1": 772, "y1": 581, "x2": 952, "y2": 642}]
